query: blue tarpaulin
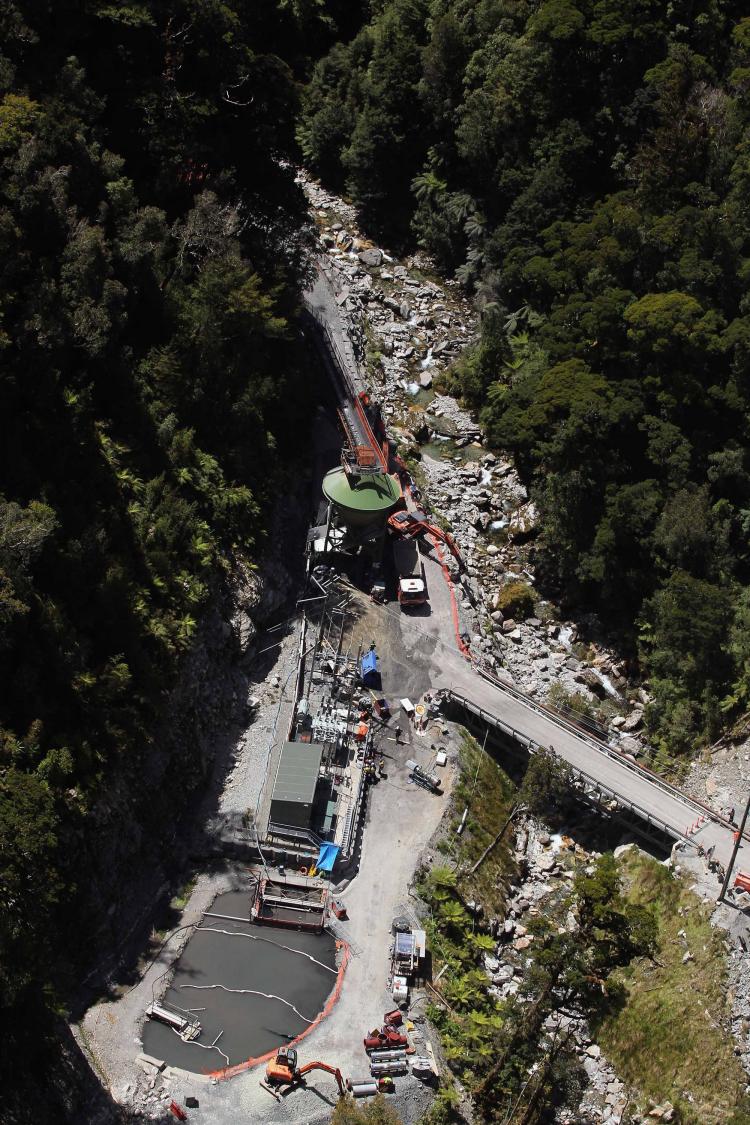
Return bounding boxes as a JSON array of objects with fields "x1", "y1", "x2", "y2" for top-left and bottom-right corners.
[
  {"x1": 360, "y1": 649, "x2": 378, "y2": 684},
  {"x1": 316, "y1": 843, "x2": 340, "y2": 872}
]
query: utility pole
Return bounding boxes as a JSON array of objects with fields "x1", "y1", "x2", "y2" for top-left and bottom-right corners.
[{"x1": 719, "y1": 792, "x2": 750, "y2": 902}]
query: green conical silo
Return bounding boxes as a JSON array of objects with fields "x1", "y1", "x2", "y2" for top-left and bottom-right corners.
[{"x1": 322, "y1": 468, "x2": 401, "y2": 527}]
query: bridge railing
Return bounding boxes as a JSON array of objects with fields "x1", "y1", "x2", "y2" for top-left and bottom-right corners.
[
  {"x1": 459, "y1": 665, "x2": 735, "y2": 833},
  {"x1": 445, "y1": 688, "x2": 727, "y2": 841}
]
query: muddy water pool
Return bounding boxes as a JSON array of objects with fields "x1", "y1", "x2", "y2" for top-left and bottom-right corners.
[{"x1": 142, "y1": 888, "x2": 338, "y2": 1074}]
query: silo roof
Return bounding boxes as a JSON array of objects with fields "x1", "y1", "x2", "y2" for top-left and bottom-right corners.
[{"x1": 322, "y1": 468, "x2": 401, "y2": 512}]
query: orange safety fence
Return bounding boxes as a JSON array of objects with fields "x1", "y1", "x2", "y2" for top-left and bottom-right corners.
[
  {"x1": 208, "y1": 939, "x2": 351, "y2": 1080},
  {"x1": 427, "y1": 533, "x2": 471, "y2": 659}
]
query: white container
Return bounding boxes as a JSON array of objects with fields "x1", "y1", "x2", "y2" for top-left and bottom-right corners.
[{"x1": 350, "y1": 1082, "x2": 379, "y2": 1098}]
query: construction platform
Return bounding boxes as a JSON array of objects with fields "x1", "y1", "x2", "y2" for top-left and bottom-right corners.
[
  {"x1": 251, "y1": 875, "x2": 329, "y2": 932},
  {"x1": 259, "y1": 574, "x2": 376, "y2": 872}
]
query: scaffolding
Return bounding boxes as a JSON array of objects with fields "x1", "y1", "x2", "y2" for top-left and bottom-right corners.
[{"x1": 261, "y1": 576, "x2": 372, "y2": 866}]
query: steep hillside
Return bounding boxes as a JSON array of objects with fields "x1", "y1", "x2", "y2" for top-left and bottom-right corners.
[{"x1": 0, "y1": 3, "x2": 369, "y2": 1120}]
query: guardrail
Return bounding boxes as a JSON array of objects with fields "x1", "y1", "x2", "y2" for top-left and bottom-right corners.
[
  {"x1": 456, "y1": 664, "x2": 734, "y2": 832},
  {"x1": 267, "y1": 821, "x2": 324, "y2": 848},
  {"x1": 445, "y1": 690, "x2": 697, "y2": 845}
]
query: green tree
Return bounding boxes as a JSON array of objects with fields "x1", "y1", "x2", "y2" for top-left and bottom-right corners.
[
  {"x1": 643, "y1": 571, "x2": 734, "y2": 751},
  {"x1": 520, "y1": 746, "x2": 573, "y2": 817},
  {"x1": 332, "y1": 1093, "x2": 404, "y2": 1124},
  {"x1": 0, "y1": 769, "x2": 62, "y2": 1006}
]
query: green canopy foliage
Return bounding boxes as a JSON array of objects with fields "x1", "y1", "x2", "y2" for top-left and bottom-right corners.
[{"x1": 0, "y1": 1, "x2": 365, "y2": 1119}]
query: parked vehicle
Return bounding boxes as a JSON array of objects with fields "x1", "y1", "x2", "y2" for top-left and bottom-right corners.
[
  {"x1": 393, "y1": 539, "x2": 426, "y2": 608},
  {"x1": 265, "y1": 1047, "x2": 345, "y2": 1096}
]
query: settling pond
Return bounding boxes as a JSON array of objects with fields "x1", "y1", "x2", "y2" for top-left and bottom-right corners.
[{"x1": 142, "y1": 888, "x2": 338, "y2": 1074}]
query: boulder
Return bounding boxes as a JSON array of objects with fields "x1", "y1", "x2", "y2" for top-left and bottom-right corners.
[
  {"x1": 622, "y1": 709, "x2": 643, "y2": 732},
  {"x1": 358, "y1": 247, "x2": 383, "y2": 267},
  {"x1": 136, "y1": 1054, "x2": 165, "y2": 1074},
  {"x1": 424, "y1": 412, "x2": 458, "y2": 437},
  {"x1": 231, "y1": 608, "x2": 257, "y2": 655},
  {"x1": 508, "y1": 501, "x2": 540, "y2": 543},
  {"x1": 648, "y1": 1105, "x2": 674, "y2": 1122},
  {"x1": 576, "y1": 668, "x2": 607, "y2": 698}
]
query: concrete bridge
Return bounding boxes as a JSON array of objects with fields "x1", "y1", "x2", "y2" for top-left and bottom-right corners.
[
  {"x1": 442, "y1": 673, "x2": 736, "y2": 863},
  {"x1": 396, "y1": 537, "x2": 737, "y2": 869}
]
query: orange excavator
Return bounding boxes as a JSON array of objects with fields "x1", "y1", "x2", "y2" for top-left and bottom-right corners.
[
  {"x1": 387, "y1": 509, "x2": 462, "y2": 565},
  {"x1": 265, "y1": 1047, "x2": 345, "y2": 1097}
]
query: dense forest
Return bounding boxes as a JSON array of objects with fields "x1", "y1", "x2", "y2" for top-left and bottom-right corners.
[
  {"x1": 301, "y1": 0, "x2": 750, "y2": 763},
  {"x1": 0, "y1": 2, "x2": 368, "y2": 1120},
  {"x1": 5, "y1": 0, "x2": 750, "y2": 1120}
]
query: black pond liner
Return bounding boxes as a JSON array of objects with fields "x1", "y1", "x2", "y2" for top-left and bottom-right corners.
[{"x1": 142, "y1": 889, "x2": 339, "y2": 1074}]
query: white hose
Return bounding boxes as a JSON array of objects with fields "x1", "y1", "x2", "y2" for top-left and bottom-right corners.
[
  {"x1": 179, "y1": 982, "x2": 314, "y2": 1024},
  {"x1": 195, "y1": 925, "x2": 338, "y2": 974}
]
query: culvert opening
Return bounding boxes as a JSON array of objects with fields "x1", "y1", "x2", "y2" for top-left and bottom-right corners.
[{"x1": 142, "y1": 887, "x2": 340, "y2": 1074}]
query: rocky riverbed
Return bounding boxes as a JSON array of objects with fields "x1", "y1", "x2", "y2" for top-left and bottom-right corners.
[
  {"x1": 496, "y1": 824, "x2": 639, "y2": 1125},
  {"x1": 300, "y1": 171, "x2": 648, "y2": 760},
  {"x1": 79, "y1": 174, "x2": 750, "y2": 1123}
]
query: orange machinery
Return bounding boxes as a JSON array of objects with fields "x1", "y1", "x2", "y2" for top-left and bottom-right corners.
[
  {"x1": 265, "y1": 1047, "x2": 345, "y2": 1096},
  {"x1": 387, "y1": 510, "x2": 462, "y2": 564}
]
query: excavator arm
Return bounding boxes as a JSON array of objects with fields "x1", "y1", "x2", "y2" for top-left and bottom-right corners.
[
  {"x1": 424, "y1": 522, "x2": 462, "y2": 563},
  {"x1": 387, "y1": 510, "x2": 463, "y2": 566},
  {"x1": 297, "y1": 1061, "x2": 345, "y2": 1096}
]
